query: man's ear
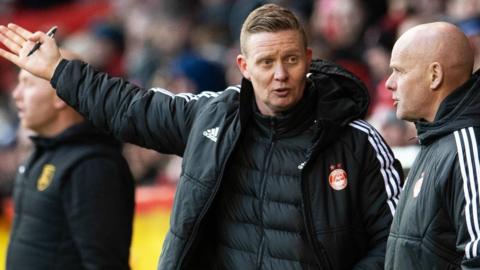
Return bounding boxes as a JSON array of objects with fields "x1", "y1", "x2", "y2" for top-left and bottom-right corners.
[
  {"x1": 429, "y1": 62, "x2": 443, "y2": 90},
  {"x1": 306, "y1": 47, "x2": 313, "y2": 67},
  {"x1": 236, "y1": 54, "x2": 251, "y2": 80}
]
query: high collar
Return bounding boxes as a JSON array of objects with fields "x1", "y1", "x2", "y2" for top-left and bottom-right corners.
[
  {"x1": 252, "y1": 84, "x2": 316, "y2": 139},
  {"x1": 416, "y1": 71, "x2": 480, "y2": 145},
  {"x1": 31, "y1": 122, "x2": 118, "y2": 150}
]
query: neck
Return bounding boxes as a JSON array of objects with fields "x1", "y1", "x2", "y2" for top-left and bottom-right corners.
[{"x1": 36, "y1": 113, "x2": 84, "y2": 137}]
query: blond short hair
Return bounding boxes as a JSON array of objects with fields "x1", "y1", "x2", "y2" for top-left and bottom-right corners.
[{"x1": 240, "y1": 4, "x2": 307, "y2": 54}]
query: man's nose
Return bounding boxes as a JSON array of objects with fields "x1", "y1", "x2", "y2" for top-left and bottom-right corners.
[
  {"x1": 274, "y1": 64, "x2": 288, "y2": 81},
  {"x1": 385, "y1": 74, "x2": 395, "y2": 91},
  {"x1": 11, "y1": 85, "x2": 22, "y2": 100}
]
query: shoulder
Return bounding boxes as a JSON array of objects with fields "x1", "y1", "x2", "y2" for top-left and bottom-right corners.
[
  {"x1": 149, "y1": 85, "x2": 240, "y2": 103},
  {"x1": 346, "y1": 119, "x2": 386, "y2": 145},
  {"x1": 55, "y1": 140, "x2": 126, "y2": 172},
  {"x1": 449, "y1": 126, "x2": 480, "y2": 167},
  {"x1": 344, "y1": 119, "x2": 397, "y2": 163},
  {"x1": 69, "y1": 155, "x2": 132, "y2": 185}
]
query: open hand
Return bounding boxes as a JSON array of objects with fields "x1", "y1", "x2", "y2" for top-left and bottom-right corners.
[{"x1": 0, "y1": 23, "x2": 62, "y2": 81}]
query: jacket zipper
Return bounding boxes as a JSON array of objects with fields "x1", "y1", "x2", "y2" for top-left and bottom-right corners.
[
  {"x1": 256, "y1": 122, "x2": 276, "y2": 269},
  {"x1": 176, "y1": 128, "x2": 242, "y2": 270},
  {"x1": 301, "y1": 175, "x2": 332, "y2": 270},
  {"x1": 300, "y1": 124, "x2": 333, "y2": 270}
]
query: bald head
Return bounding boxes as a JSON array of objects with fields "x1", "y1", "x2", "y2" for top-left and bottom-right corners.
[
  {"x1": 386, "y1": 22, "x2": 475, "y2": 122},
  {"x1": 394, "y1": 22, "x2": 473, "y2": 86}
]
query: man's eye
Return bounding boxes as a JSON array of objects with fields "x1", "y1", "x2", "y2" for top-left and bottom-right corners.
[
  {"x1": 287, "y1": 56, "x2": 298, "y2": 63},
  {"x1": 262, "y1": 59, "x2": 273, "y2": 65}
]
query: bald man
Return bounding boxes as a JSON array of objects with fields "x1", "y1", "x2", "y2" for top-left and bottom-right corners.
[{"x1": 385, "y1": 22, "x2": 480, "y2": 269}]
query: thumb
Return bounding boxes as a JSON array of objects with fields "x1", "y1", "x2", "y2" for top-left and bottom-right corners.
[{"x1": 28, "y1": 31, "x2": 47, "y2": 44}]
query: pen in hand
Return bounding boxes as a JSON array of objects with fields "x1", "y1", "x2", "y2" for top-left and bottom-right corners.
[{"x1": 27, "y1": 26, "x2": 58, "y2": 56}]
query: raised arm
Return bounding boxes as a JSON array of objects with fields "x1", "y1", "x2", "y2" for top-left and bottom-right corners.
[{"x1": 0, "y1": 24, "x2": 215, "y2": 155}]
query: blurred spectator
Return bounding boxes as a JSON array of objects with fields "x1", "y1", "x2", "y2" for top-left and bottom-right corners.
[
  {"x1": 16, "y1": 0, "x2": 73, "y2": 9},
  {"x1": 169, "y1": 52, "x2": 227, "y2": 93},
  {"x1": 89, "y1": 20, "x2": 125, "y2": 76},
  {"x1": 379, "y1": 110, "x2": 417, "y2": 147},
  {"x1": 458, "y1": 16, "x2": 480, "y2": 72},
  {"x1": 63, "y1": 20, "x2": 126, "y2": 76},
  {"x1": 447, "y1": 0, "x2": 480, "y2": 20},
  {"x1": 407, "y1": 0, "x2": 446, "y2": 17},
  {"x1": 311, "y1": 0, "x2": 372, "y2": 90},
  {"x1": 6, "y1": 50, "x2": 135, "y2": 269},
  {"x1": 123, "y1": 143, "x2": 169, "y2": 186}
]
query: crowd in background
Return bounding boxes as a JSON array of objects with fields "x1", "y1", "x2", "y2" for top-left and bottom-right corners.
[{"x1": 0, "y1": 0, "x2": 479, "y2": 204}]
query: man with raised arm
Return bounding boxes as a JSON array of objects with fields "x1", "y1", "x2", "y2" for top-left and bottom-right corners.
[{"x1": 0, "y1": 4, "x2": 402, "y2": 270}]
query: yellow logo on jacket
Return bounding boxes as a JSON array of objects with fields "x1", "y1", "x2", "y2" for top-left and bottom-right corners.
[{"x1": 37, "y1": 164, "x2": 55, "y2": 191}]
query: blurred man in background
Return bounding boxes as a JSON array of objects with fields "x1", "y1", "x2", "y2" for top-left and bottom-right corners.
[
  {"x1": 458, "y1": 16, "x2": 480, "y2": 72},
  {"x1": 6, "y1": 51, "x2": 135, "y2": 270}
]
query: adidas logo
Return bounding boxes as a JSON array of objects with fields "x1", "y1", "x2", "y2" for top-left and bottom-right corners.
[{"x1": 203, "y1": 127, "x2": 219, "y2": 142}]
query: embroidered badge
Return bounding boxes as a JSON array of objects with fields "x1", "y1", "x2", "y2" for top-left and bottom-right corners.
[
  {"x1": 37, "y1": 164, "x2": 55, "y2": 191},
  {"x1": 328, "y1": 164, "x2": 348, "y2": 191},
  {"x1": 413, "y1": 172, "x2": 424, "y2": 198}
]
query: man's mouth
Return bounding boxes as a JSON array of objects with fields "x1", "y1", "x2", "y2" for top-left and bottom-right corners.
[
  {"x1": 273, "y1": 88, "x2": 289, "y2": 97},
  {"x1": 16, "y1": 106, "x2": 24, "y2": 117}
]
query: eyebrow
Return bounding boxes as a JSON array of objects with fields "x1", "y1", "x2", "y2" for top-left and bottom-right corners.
[{"x1": 389, "y1": 63, "x2": 402, "y2": 71}]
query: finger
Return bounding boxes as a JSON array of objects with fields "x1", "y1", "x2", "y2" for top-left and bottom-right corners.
[
  {"x1": 0, "y1": 48, "x2": 22, "y2": 67},
  {"x1": 7, "y1": 23, "x2": 33, "y2": 41},
  {"x1": 0, "y1": 29, "x2": 22, "y2": 55},
  {"x1": 1, "y1": 25, "x2": 27, "y2": 47}
]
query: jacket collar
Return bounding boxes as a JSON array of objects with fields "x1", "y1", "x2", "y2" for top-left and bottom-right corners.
[
  {"x1": 31, "y1": 122, "x2": 118, "y2": 150},
  {"x1": 416, "y1": 71, "x2": 480, "y2": 145},
  {"x1": 251, "y1": 84, "x2": 316, "y2": 138},
  {"x1": 238, "y1": 59, "x2": 370, "y2": 131}
]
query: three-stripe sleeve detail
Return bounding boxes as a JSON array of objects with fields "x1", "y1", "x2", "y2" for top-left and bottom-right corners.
[
  {"x1": 349, "y1": 120, "x2": 402, "y2": 216},
  {"x1": 454, "y1": 127, "x2": 480, "y2": 259},
  {"x1": 150, "y1": 86, "x2": 240, "y2": 102}
]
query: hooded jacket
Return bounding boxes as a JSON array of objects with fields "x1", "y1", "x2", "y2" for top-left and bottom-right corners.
[
  {"x1": 51, "y1": 59, "x2": 403, "y2": 270},
  {"x1": 385, "y1": 71, "x2": 480, "y2": 269},
  {"x1": 6, "y1": 122, "x2": 135, "y2": 270}
]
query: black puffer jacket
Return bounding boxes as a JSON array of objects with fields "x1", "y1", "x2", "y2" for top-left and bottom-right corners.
[
  {"x1": 386, "y1": 72, "x2": 480, "y2": 269},
  {"x1": 6, "y1": 122, "x2": 135, "y2": 270},
  {"x1": 51, "y1": 59, "x2": 403, "y2": 270}
]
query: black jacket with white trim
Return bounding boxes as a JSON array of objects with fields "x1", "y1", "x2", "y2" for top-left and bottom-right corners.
[
  {"x1": 51, "y1": 58, "x2": 403, "y2": 270},
  {"x1": 385, "y1": 71, "x2": 480, "y2": 269}
]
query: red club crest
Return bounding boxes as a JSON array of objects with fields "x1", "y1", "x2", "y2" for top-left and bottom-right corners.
[{"x1": 328, "y1": 164, "x2": 348, "y2": 191}]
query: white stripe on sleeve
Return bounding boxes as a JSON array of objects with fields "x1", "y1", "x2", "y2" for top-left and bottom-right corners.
[
  {"x1": 149, "y1": 85, "x2": 240, "y2": 102},
  {"x1": 455, "y1": 128, "x2": 480, "y2": 259},
  {"x1": 349, "y1": 120, "x2": 402, "y2": 216}
]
